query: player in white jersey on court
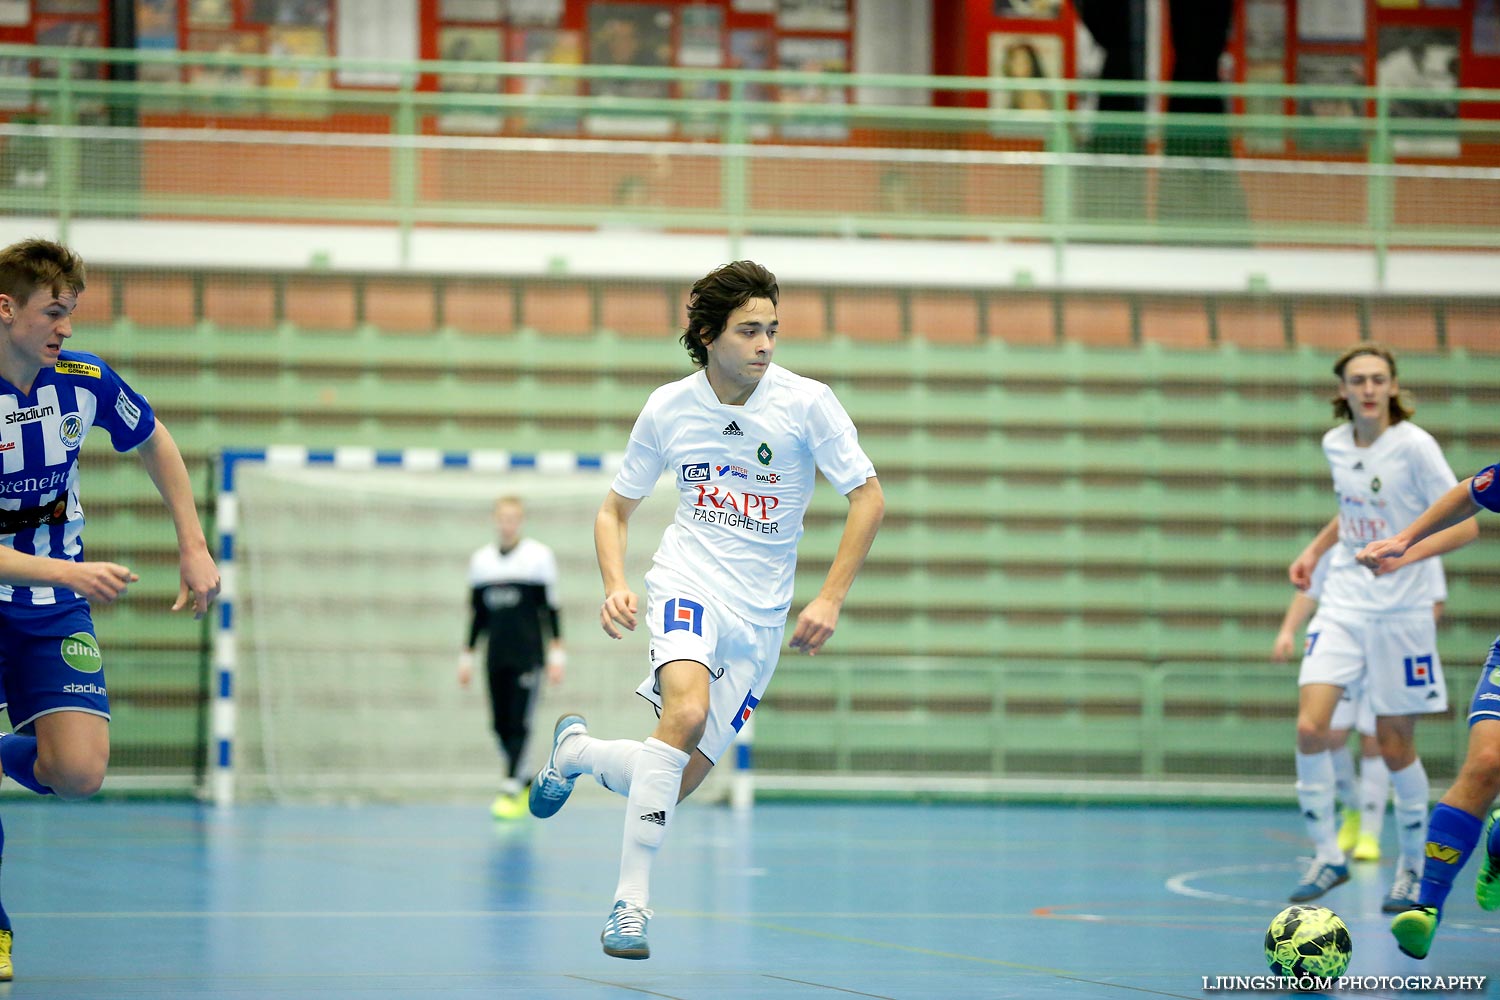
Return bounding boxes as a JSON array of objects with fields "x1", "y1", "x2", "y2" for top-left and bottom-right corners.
[
  {"x1": 527, "y1": 260, "x2": 884, "y2": 959},
  {"x1": 1274, "y1": 550, "x2": 1448, "y2": 862},
  {"x1": 0, "y1": 238, "x2": 219, "y2": 980},
  {"x1": 1285, "y1": 343, "x2": 1476, "y2": 910}
]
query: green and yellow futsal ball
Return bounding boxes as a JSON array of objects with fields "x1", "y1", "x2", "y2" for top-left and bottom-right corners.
[{"x1": 1264, "y1": 904, "x2": 1353, "y2": 979}]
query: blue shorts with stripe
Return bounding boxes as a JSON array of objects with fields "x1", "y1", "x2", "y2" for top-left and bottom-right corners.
[
  {"x1": 1469, "y1": 634, "x2": 1500, "y2": 726},
  {"x1": 0, "y1": 601, "x2": 111, "y2": 732}
]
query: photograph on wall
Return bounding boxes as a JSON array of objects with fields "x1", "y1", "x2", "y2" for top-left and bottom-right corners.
[
  {"x1": 0, "y1": 57, "x2": 29, "y2": 111},
  {"x1": 267, "y1": 24, "x2": 330, "y2": 116},
  {"x1": 0, "y1": 0, "x2": 26, "y2": 26},
  {"x1": 511, "y1": 0, "x2": 564, "y2": 25},
  {"x1": 36, "y1": 0, "x2": 99, "y2": 13},
  {"x1": 732, "y1": 0, "x2": 774, "y2": 12},
  {"x1": 136, "y1": 0, "x2": 180, "y2": 84},
  {"x1": 994, "y1": 0, "x2": 1061, "y2": 19},
  {"x1": 1242, "y1": 62, "x2": 1285, "y2": 153},
  {"x1": 778, "y1": 0, "x2": 847, "y2": 32},
  {"x1": 1295, "y1": 52, "x2": 1364, "y2": 152},
  {"x1": 678, "y1": 3, "x2": 723, "y2": 110},
  {"x1": 585, "y1": 2, "x2": 672, "y2": 136},
  {"x1": 510, "y1": 28, "x2": 582, "y2": 133},
  {"x1": 1296, "y1": 0, "x2": 1365, "y2": 43},
  {"x1": 439, "y1": 26, "x2": 504, "y2": 133},
  {"x1": 1378, "y1": 26, "x2": 1459, "y2": 156},
  {"x1": 439, "y1": 0, "x2": 503, "y2": 21},
  {"x1": 777, "y1": 35, "x2": 847, "y2": 139},
  {"x1": 337, "y1": 0, "x2": 417, "y2": 86},
  {"x1": 1476, "y1": 0, "x2": 1500, "y2": 57},
  {"x1": 247, "y1": 0, "x2": 330, "y2": 27},
  {"x1": 36, "y1": 18, "x2": 102, "y2": 78},
  {"x1": 187, "y1": 29, "x2": 263, "y2": 112},
  {"x1": 1244, "y1": 0, "x2": 1286, "y2": 61},
  {"x1": 187, "y1": 0, "x2": 234, "y2": 27},
  {"x1": 727, "y1": 27, "x2": 773, "y2": 137},
  {"x1": 988, "y1": 31, "x2": 1062, "y2": 112}
]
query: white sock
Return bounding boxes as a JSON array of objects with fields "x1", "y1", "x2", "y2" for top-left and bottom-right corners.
[
  {"x1": 558, "y1": 733, "x2": 642, "y2": 794},
  {"x1": 1330, "y1": 744, "x2": 1356, "y2": 811},
  {"x1": 1295, "y1": 751, "x2": 1343, "y2": 864},
  {"x1": 1358, "y1": 754, "x2": 1390, "y2": 841},
  {"x1": 613, "y1": 737, "x2": 689, "y2": 909},
  {"x1": 1389, "y1": 758, "x2": 1430, "y2": 874}
]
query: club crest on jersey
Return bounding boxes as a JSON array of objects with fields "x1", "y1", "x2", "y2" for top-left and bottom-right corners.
[
  {"x1": 731, "y1": 690, "x2": 760, "y2": 732},
  {"x1": 681, "y1": 462, "x2": 710, "y2": 484},
  {"x1": 756, "y1": 442, "x2": 773, "y2": 466},
  {"x1": 58, "y1": 413, "x2": 83, "y2": 449},
  {"x1": 1476, "y1": 467, "x2": 1496, "y2": 496},
  {"x1": 663, "y1": 597, "x2": 704, "y2": 636}
]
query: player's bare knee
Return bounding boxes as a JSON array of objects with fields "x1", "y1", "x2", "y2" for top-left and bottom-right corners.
[
  {"x1": 658, "y1": 702, "x2": 707, "y2": 749},
  {"x1": 1295, "y1": 718, "x2": 1331, "y2": 752},
  {"x1": 1459, "y1": 746, "x2": 1500, "y2": 799},
  {"x1": 48, "y1": 765, "x2": 104, "y2": 800}
]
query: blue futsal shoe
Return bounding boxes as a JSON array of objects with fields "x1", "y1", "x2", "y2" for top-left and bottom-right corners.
[
  {"x1": 527, "y1": 714, "x2": 586, "y2": 819},
  {"x1": 600, "y1": 899, "x2": 652, "y2": 960},
  {"x1": 1288, "y1": 859, "x2": 1349, "y2": 902}
]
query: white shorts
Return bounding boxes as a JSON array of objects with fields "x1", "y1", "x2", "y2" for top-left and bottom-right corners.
[
  {"x1": 1298, "y1": 607, "x2": 1447, "y2": 717},
  {"x1": 635, "y1": 567, "x2": 784, "y2": 765},
  {"x1": 1329, "y1": 679, "x2": 1376, "y2": 737}
]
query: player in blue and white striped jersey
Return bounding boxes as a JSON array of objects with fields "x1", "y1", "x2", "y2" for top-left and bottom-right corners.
[
  {"x1": 0, "y1": 239, "x2": 219, "y2": 981},
  {"x1": 1362, "y1": 462, "x2": 1500, "y2": 958}
]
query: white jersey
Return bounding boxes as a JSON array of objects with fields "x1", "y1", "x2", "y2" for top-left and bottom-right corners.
[
  {"x1": 1318, "y1": 420, "x2": 1456, "y2": 613},
  {"x1": 611, "y1": 363, "x2": 876, "y2": 626},
  {"x1": 1305, "y1": 544, "x2": 1447, "y2": 604}
]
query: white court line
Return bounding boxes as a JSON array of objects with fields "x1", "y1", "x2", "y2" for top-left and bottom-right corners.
[{"x1": 1166, "y1": 861, "x2": 1500, "y2": 937}]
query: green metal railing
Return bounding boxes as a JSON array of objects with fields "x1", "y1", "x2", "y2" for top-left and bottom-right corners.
[{"x1": 3, "y1": 45, "x2": 1499, "y2": 282}]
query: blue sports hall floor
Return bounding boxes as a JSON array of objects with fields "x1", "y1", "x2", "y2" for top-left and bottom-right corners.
[{"x1": 0, "y1": 799, "x2": 1493, "y2": 999}]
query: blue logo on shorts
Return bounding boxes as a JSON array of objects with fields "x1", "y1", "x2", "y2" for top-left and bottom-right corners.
[
  {"x1": 1404, "y1": 654, "x2": 1435, "y2": 687},
  {"x1": 664, "y1": 597, "x2": 704, "y2": 635},
  {"x1": 731, "y1": 690, "x2": 760, "y2": 732}
]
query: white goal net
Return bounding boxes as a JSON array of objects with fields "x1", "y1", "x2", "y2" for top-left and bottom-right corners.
[{"x1": 223, "y1": 450, "x2": 729, "y2": 804}]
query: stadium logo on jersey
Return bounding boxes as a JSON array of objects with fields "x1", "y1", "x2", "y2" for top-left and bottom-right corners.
[
  {"x1": 681, "y1": 462, "x2": 710, "y2": 483},
  {"x1": 722, "y1": 421, "x2": 743, "y2": 436},
  {"x1": 731, "y1": 690, "x2": 760, "y2": 732},
  {"x1": 756, "y1": 442, "x2": 773, "y2": 466},
  {"x1": 53, "y1": 360, "x2": 100, "y2": 378},
  {"x1": 1476, "y1": 467, "x2": 1496, "y2": 496},
  {"x1": 4, "y1": 403, "x2": 54, "y2": 425},
  {"x1": 60, "y1": 632, "x2": 101, "y2": 673},
  {"x1": 716, "y1": 464, "x2": 748, "y2": 480},
  {"x1": 1404, "y1": 654, "x2": 1435, "y2": 687},
  {"x1": 115, "y1": 390, "x2": 141, "y2": 430},
  {"x1": 58, "y1": 413, "x2": 83, "y2": 449},
  {"x1": 663, "y1": 597, "x2": 704, "y2": 636}
]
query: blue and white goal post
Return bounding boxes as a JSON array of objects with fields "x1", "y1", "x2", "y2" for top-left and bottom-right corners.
[{"x1": 210, "y1": 446, "x2": 755, "y2": 809}]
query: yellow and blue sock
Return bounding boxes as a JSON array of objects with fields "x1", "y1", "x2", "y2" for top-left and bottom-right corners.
[
  {"x1": 1416, "y1": 803, "x2": 1483, "y2": 911},
  {"x1": 0, "y1": 735, "x2": 52, "y2": 796}
]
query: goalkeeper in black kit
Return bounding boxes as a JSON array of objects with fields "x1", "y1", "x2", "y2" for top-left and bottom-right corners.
[{"x1": 459, "y1": 496, "x2": 565, "y2": 819}]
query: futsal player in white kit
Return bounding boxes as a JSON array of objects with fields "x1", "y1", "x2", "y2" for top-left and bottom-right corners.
[
  {"x1": 527, "y1": 260, "x2": 885, "y2": 959},
  {"x1": 1286, "y1": 343, "x2": 1477, "y2": 909}
]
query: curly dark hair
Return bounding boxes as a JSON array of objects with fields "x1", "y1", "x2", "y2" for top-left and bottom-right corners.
[{"x1": 679, "y1": 260, "x2": 778, "y2": 368}]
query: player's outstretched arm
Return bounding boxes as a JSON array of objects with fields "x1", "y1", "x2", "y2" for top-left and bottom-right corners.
[
  {"x1": 791, "y1": 477, "x2": 884, "y2": 656},
  {"x1": 135, "y1": 421, "x2": 220, "y2": 618},
  {"x1": 1289, "y1": 516, "x2": 1339, "y2": 590},
  {"x1": 1357, "y1": 477, "x2": 1484, "y2": 570},
  {"x1": 0, "y1": 547, "x2": 137, "y2": 603},
  {"x1": 595, "y1": 489, "x2": 643, "y2": 639}
]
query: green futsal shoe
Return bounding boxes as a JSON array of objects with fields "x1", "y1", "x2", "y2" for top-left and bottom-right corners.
[
  {"x1": 1477, "y1": 807, "x2": 1500, "y2": 911},
  {"x1": 1390, "y1": 905, "x2": 1439, "y2": 960}
]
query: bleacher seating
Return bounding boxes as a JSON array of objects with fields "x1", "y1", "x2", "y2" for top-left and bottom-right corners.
[{"x1": 76, "y1": 266, "x2": 1500, "y2": 785}]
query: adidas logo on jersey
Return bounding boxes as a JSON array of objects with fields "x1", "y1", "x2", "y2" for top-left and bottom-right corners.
[
  {"x1": 722, "y1": 421, "x2": 743, "y2": 436},
  {"x1": 639, "y1": 810, "x2": 666, "y2": 826},
  {"x1": 1353, "y1": 461, "x2": 1364, "y2": 470}
]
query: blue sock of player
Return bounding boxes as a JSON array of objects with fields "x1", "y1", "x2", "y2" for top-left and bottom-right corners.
[
  {"x1": 0, "y1": 735, "x2": 53, "y2": 796},
  {"x1": 0, "y1": 814, "x2": 10, "y2": 933},
  {"x1": 1416, "y1": 803, "x2": 1483, "y2": 911}
]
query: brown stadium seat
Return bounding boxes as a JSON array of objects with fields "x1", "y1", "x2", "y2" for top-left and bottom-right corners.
[
  {"x1": 444, "y1": 280, "x2": 515, "y2": 335},
  {"x1": 363, "y1": 278, "x2": 437, "y2": 335},
  {"x1": 909, "y1": 291, "x2": 980, "y2": 345},
  {"x1": 1291, "y1": 300, "x2": 1361, "y2": 350},
  {"x1": 203, "y1": 275, "x2": 276, "y2": 329},
  {"x1": 1062, "y1": 295, "x2": 1132, "y2": 347},
  {"x1": 833, "y1": 288, "x2": 904, "y2": 343},
  {"x1": 284, "y1": 277, "x2": 357, "y2": 332},
  {"x1": 122, "y1": 273, "x2": 195, "y2": 328},
  {"x1": 600, "y1": 285, "x2": 672, "y2": 338},
  {"x1": 985, "y1": 292, "x2": 1054, "y2": 345},
  {"x1": 1140, "y1": 297, "x2": 1211, "y2": 350},
  {"x1": 1215, "y1": 298, "x2": 1287, "y2": 350},
  {"x1": 521, "y1": 282, "x2": 591, "y2": 335}
]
